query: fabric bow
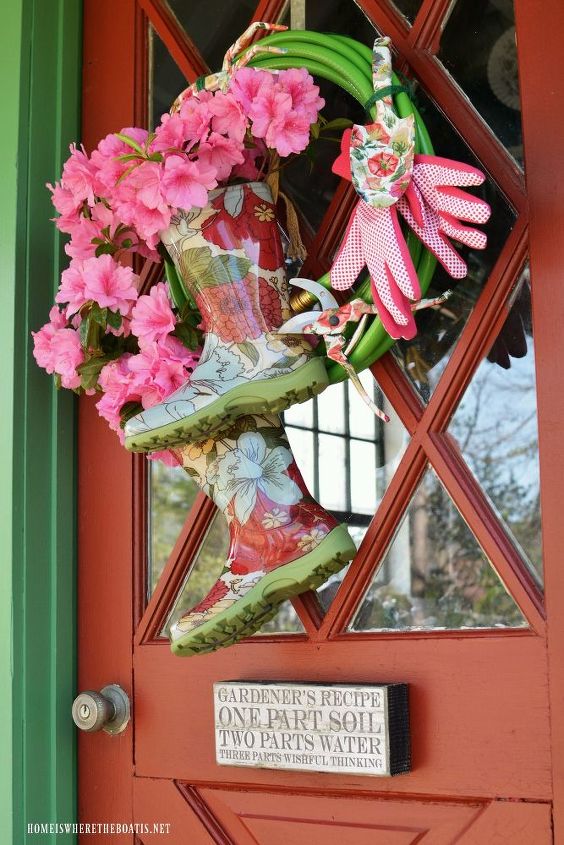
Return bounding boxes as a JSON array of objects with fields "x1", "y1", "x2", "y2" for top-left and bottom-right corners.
[
  {"x1": 171, "y1": 22, "x2": 288, "y2": 111},
  {"x1": 330, "y1": 37, "x2": 420, "y2": 340}
]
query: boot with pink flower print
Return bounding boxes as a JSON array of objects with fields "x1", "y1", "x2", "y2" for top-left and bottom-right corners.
[
  {"x1": 167, "y1": 413, "x2": 356, "y2": 656},
  {"x1": 124, "y1": 182, "x2": 328, "y2": 452}
]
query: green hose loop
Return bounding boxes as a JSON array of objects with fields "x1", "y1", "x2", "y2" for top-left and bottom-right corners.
[{"x1": 242, "y1": 30, "x2": 437, "y2": 381}]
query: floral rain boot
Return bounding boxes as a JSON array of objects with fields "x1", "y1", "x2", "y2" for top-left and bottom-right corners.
[
  {"x1": 167, "y1": 413, "x2": 356, "y2": 656},
  {"x1": 124, "y1": 182, "x2": 328, "y2": 452}
]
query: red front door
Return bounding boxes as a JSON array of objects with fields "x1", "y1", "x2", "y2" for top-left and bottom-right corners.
[{"x1": 78, "y1": 1, "x2": 564, "y2": 841}]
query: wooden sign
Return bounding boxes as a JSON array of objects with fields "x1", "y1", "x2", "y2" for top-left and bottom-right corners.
[{"x1": 213, "y1": 681, "x2": 410, "y2": 777}]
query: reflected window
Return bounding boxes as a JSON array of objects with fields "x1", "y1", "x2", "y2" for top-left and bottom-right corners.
[
  {"x1": 284, "y1": 371, "x2": 409, "y2": 550},
  {"x1": 148, "y1": 460, "x2": 199, "y2": 597},
  {"x1": 350, "y1": 466, "x2": 527, "y2": 631},
  {"x1": 440, "y1": 0, "x2": 523, "y2": 165},
  {"x1": 449, "y1": 266, "x2": 542, "y2": 581}
]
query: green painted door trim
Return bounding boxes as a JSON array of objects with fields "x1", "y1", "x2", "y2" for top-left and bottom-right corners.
[{"x1": 0, "y1": 1, "x2": 82, "y2": 841}]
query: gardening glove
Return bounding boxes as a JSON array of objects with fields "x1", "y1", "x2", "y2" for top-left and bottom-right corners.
[{"x1": 398, "y1": 154, "x2": 491, "y2": 278}]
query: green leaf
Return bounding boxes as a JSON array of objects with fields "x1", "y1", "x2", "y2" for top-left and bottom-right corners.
[
  {"x1": 237, "y1": 341, "x2": 260, "y2": 368},
  {"x1": 310, "y1": 121, "x2": 320, "y2": 140},
  {"x1": 116, "y1": 153, "x2": 144, "y2": 162},
  {"x1": 164, "y1": 256, "x2": 188, "y2": 311},
  {"x1": 90, "y1": 304, "x2": 108, "y2": 327},
  {"x1": 95, "y1": 242, "x2": 116, "y2": 257},
  {"x1": 79, "y1": 314, "x2": 91, "y2": 348},
  {"x1": 321, "y1": 118, "x2": 353, "y2": 132},
  {"x1": 115, "y1": 132, "x2": 145, "y2": 155},
  {"x1": 106, "y1": 309, "x2": 122, "y2": 330},
  {"x1": 172, "y1": 321, "x2": 202, "y2": 351},
  {"x1": 119, "y1": 401, "x2": 144, "y2": 428}
]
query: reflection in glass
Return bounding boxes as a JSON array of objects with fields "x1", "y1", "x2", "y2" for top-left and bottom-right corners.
[
  {"x1": 391, "y1": 88, "x2": 516, "y2": 403},
  {"x1": 284, "y1": 372, "x2": 410, "y2": 612},
  {"x1": 161, "y1": 511, "x2": 228, "y2": 637},
  {"x1": 148, "y1": 460, "x2": 199, "y2": 596},
  {"x1": 391, "y1": 0, "x2": 423, "y2": 24},
  {"x1": 149, "y1": 25, "x2": 188, "y2": 129},
  {"x1": 450, "y1": 268, "x2": 542, "y2": 580},
  {"x1": 440, "y1": 0, "x2": 523, "y2": 165},
  {"x1": 167, "y1": 0, "x2": 256, "y2": 73},
  {"x1": 350, "y1": 467, "x2": 527, "y2": 631}
]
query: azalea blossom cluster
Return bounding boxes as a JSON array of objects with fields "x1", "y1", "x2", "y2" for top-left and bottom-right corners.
[
  {"x1": 32, "y1": 66, "x2": 324, "y2": 462},
  {"x1": 33, "y1": 273, "x2": 199, "y2": 464}
]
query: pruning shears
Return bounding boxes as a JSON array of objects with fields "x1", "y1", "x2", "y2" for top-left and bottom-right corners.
[{"x1": 279, "y1": 278, "x2": 451, "y2": 422}]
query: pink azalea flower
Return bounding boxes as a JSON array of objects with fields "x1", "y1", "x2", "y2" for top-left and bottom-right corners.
[
  {"x1": 151, "y1": 113, "x2": 190, "y2": 153},
  {"x1": 230, "y1": 67, "x2": 274, "y2": 112},
  {"x1": 48, "y1": 305, "x2": 67, "y2": 330},
  {"x1": 197, "y1": 132, "x2": 245, "y2": 181},
  {"x1": 278, "y1": 68, "x2": 324, "y2": 122},
  {"x1": 33, "y1": 320, "x2": 84, "y2": 389},
  {"x1": 62, "y1": 216, "x2": 102, "y2": 260},
  {"x1": 179, "y1": 95, "x2": 213, "y2": 144},
  {"x1": 96, "y1": 355, "x2": 140, "y2": 434},
  {"x1": 91, "y1": 127, "x2": 149, "y2": 194},
  {"x1": 127, "y1": 342, "x2": 187, "y2": 408},
  {"x1": 81, "y1": 254, "x2": 139, "y2": 315},
  {"x1": 61, "y1": 144, "x2": 98, "y2": 207},
  {"x1": 266, "y1": 109, "x2": 312, "y2": 157},
  {"x1": 248, "y1": 85, "x2": 292, "y2": 141},
  {"x1": 161, "y1": 154, "x2": 217, "y2": 209},
  {"x1": 159, "y1": 334, "x2": 199, "y2": 369},
  {"x1": 118, "y1": 199, "x2": 171, "y2": 242},
  {"x1": 52, "y1": 329, "x2": 84, "y2": 389},
  {"x1": 130, "y1": 282, "x2": 176, "y2": 348},
  {"x1": 209, "y1": 92, "x2": 247, "y2": 142},
  {"x1": 130, "y1": 161, "x2": 164, "y2": 209},
  {"x1": 231, "y1": 141, "x2": 266, "y2": 181},
  {"x1": 47, "y1": 181, "x2": 82, "y2": 219},
  {"x1": 56, "y1": 259, "x2": 89, "y2": 316}
]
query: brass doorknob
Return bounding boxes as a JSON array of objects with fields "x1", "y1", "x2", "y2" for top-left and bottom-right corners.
[{"x1": 72, "y1": 684, "x2": 130, "y2": 735}]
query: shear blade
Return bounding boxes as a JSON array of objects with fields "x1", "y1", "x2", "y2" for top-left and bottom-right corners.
[
  {"x1": 288, "y1": 277, "x2": 339, "y2": 310},
  {"x1": 278, "y1": 312, "x2": 319, "y2": 333}
]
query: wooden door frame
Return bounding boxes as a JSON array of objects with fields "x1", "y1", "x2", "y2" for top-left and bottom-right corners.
[
  {"x1": 79, "y1": 0, "x2": 564, "y2": 837},
  {"x1": 1, "y1": 1, "x2": 81, "y2": 842},
  {"x1": 515, "y1": 0, "x2": 564, "y2": 833}
]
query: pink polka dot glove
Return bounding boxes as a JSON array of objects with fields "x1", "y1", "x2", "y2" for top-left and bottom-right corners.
[
  {"x1": 330, "y1": 200, "x2": 421, "y2": 340},
  {"x1": 397, "y1": 154, "x2": 491, "y2": 279}
]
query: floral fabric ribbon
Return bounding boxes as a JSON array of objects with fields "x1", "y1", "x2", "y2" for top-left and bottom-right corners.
[
  {"x1": 346, "y1": 37, "x2": 415, "y2": 208},
  {"x1": 171, "y1": 22, "x2": 287, "y2": 111}
]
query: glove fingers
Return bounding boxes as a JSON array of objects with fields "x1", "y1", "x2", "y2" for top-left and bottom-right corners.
[
  {"x1": 404, "y1": 182, "x2": 424, "y2": 227},
  {"x1": 441, "y1": 213, "x2": 488, "y2": 250},
  {"x1": 371, "y1": 269, "x2": 417, "y2": 340},
  {"x1": 381, "y1": 206, "x2": 421, "y2": 300},
  {"x1": 414, "y1": 154, "x2": 486, "y2": 187},
  {"x1": 435, "y1": 186, "x2": 491, "y2": 224},
  {"x1": 400, "y1": 203, "x2": 468, "y2": 278},
  {"x1": 330, "y1": 207, "x2": 365, "y2": 291}
]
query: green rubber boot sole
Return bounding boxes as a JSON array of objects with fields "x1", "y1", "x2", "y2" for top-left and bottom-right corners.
[
  {"x1": 170, "y1": 525, "x2": 356, "y2": 657},
  {"x1": 125, "y1": 357, "x2": 329, "y2": 453}
]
